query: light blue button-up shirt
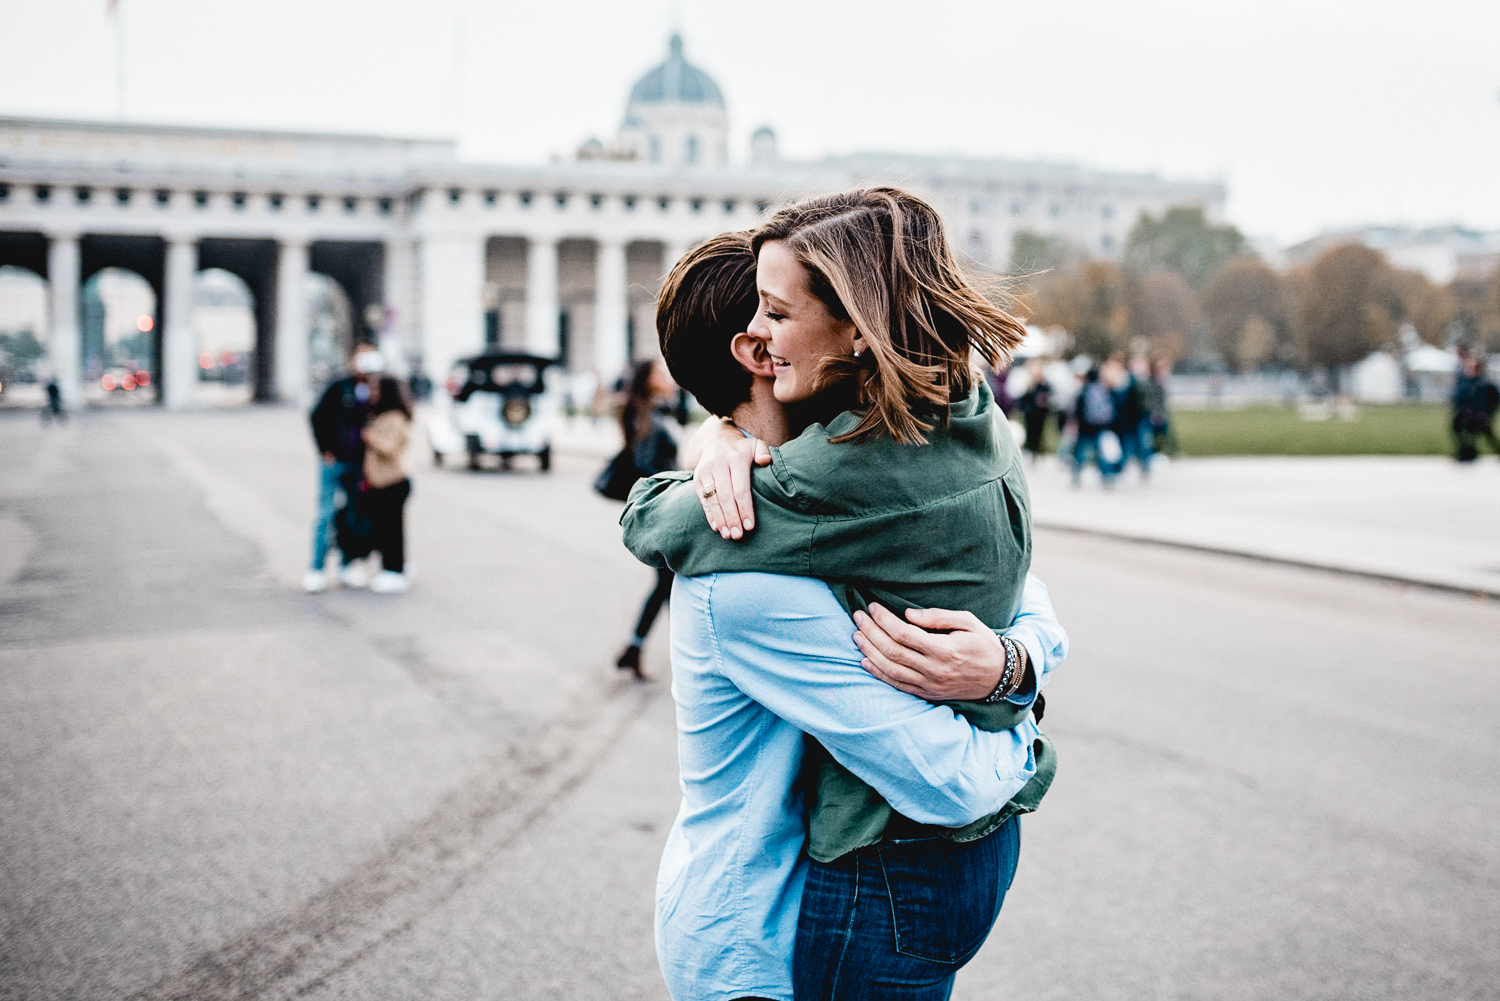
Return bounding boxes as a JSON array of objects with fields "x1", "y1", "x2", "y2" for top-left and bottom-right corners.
[{"x1": 655, "y1": 571, "x2": 1068, "y2": 1001}]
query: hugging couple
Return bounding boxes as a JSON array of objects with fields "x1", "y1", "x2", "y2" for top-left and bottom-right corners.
[{"x1": 621, "y1": 187, "x2": 1068, "y2": 1001}]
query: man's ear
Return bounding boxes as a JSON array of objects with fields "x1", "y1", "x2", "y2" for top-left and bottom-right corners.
[{"x1": 730, "y1": 332, "x2": 775, "y2": 378}]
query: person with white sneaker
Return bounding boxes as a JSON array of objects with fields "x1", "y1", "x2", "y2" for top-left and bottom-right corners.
[
  {"x1": 303, "y1": 343, "x2": 383, "y2": 593},
  {"x1": 358, "y1": 374, "x2": 414, "y2": 594}
]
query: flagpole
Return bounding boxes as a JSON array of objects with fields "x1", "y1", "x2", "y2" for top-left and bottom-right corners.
[{"x1": 111, "y1": 0, "x2": 125, "y2": 121}]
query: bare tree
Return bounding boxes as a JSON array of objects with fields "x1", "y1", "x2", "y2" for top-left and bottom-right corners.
[
  {"x1": 1202, "y1": 258, "x2": 1292, "y2": 371},
  {"x1": 1296, "y1": 244, "x2": 1398, "y2": 379},
  {"x1": 1127, "y1": 270, "x2": 1199, "y2": 362}
]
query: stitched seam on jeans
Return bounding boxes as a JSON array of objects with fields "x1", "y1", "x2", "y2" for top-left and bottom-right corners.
[{"x1": 826, "y1": 857, "x2": 861, "y2": 998}]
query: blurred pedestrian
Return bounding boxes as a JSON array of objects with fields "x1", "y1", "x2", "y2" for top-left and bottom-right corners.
[
  {"x1": 356, "y1": 376, "x2": 414, "y2": 593},
  {"x1": 1144, "y1": 358, "x2": 1178, "y2": 457},
  {"x1": 1452, "y1": 348, "x2": 1499, "y2": 462},
  {"x1": 610, "y1": 359, "x2": 682, "y2": 678},
  {"x1": 1072, "y1": 365, "x2": 1118, "y2": 487},
  {"x1": 41, "y1": 377, "x2": 65, "y2": 425},
  {"x1": 304, "y1": 342, "x2": 381, "y2": 593},
  {"x1": 1016, "y1": 358, "x2": 1053, "y2": 462},
  {"x1": 1115, "y1": 356, "x2": 1152, "y2": 479}
]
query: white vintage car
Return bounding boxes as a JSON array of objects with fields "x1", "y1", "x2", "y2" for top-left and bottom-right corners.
[{"x1": 427, "y1": 352, "x2": 560, "y2": 471}]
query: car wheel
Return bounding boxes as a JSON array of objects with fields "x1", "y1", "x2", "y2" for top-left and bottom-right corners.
[{"x1": 539, "y1": 446, "x2": 552, "y2": 472}]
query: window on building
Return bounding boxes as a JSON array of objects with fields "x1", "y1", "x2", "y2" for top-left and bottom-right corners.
[
  {"x1": 377, "y1": 197, "x2": 393, "y2": 215},
  {"x1": 1101, "y1": 204, "x2": 1114, "y2": 221},
  {"x1": 194, "y1": 190, "x2": 210, "y2": 208},
  {"x1": 1011, "y1": 201, "x2": 1023, "y2": 217},
  {"x1": 448, "y1": 188, "x2": 462, "y2": 205},
  {"x1": 155, "y1": 189, "x2": 171, "y2": 207},
  {"x1": 306, "y1": 194, "x2": 321, "y2": 211},
  {"x1": 0, "y1": 183, "x2": 10, "y2": 202},
  {"x1": 484, "y1": 309, "x2": 500, "y2": 347},
  {"x1": 115, "y1": 188, "x2": 131, "y2": 206},
  {"x1": 233, "y1": 192, "x2": 249, "y2": 210},
  {"x1": 34, "y1": 185, "x2": 51, "y2": 203},
  {"x1": 623, "y1": 194, "x2": 637, "y2": 211},
  {"x1": 590, "y1": 193, "x2": 604, "y2": 209},
  {"x1": 756, "y1": 200, "x2": 769, "y2": 214},
  {"x1": 686, "y1": 135, "x2": 699, "y2": 164},
  {"x1": 723, "y1": 199, "x2": 736, "y2": 214},
  {"x1": 483, "y1": 189, "x2": 497, "y2": 206},
  {"x1": 342, "y1": 196, "x2": 357, "y2": 213},
  {"x1": 267, "y1": 193, "x2": 283, "y2": 211},
  {"x1": 1101, "y1": 234, "x2": 1115, "y2": 253},
  {"x1": 690, "y1": 198, "x2": 703, "y2": 213},
  {"x1": 75, "y1": 186, "x2": 93, "y2": 204},
  {"x1": 555, "y1": 192, "x2": 568, "y2": 209},
  {"x1": 658, "y1": 195, "x2": 671, "y2": 211},
  {"x1": 519, "y1": 191, "x2": 533, "y2": 206}
]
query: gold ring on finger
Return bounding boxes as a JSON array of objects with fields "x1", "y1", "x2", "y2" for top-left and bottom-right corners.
[{"x1": 701, "y1": 485, "x2": 717, "y2": 499}]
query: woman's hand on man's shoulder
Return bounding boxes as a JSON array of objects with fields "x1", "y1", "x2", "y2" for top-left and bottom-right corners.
[{"x1": 684, "y1": 417, "x2": 771, "y2": 541}]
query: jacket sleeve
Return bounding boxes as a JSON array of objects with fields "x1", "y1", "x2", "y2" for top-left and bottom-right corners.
[{"x1": 620, "y1": 468, "x2": 815, "y2": 577}]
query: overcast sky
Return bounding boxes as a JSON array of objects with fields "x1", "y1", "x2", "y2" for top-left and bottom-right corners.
[{"x1": 2, "y1": 0, "x2": 1496, "y2": 245}]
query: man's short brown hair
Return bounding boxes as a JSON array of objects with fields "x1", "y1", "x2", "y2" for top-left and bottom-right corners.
[{"x1": 656, "y1": 232, "x2": 759, "y2": 417}]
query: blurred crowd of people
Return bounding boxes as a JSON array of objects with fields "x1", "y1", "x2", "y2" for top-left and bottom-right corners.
[{"x1": 994, "y1": 354, "x2": 1175, "y2": 488}]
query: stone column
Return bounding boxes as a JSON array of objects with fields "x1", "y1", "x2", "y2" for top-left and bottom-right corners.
[
  {"x1": 416, "y1": 235, "x2": 486, "y2": 385},
  {"x1": 525, "y1": 236, "x2": 559, "y2": 358},
  {"x1": 45, "y1": 233, "x2": 82, "y2": 409},
  {"x1": 593, "y1": 238, "x2": 629, "y2": 384},
  {"x1": 274, "y1": 239, "x2": 309, "y2": 405},
  {"x1": 383, "y1": 239, "x2": 418, "y2": 377},
  {"x1": 162, "y1": 238, "x2": 199, "y2": 410}
]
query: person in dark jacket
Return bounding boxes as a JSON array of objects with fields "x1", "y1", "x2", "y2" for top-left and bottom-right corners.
[
  {"x1": 304, "y1": 343, "x2": 382, "y2": 592},
  {"x1": 1016, "y1": 359, "x2": 1053, "y2": 462},
  {"x1": 614, "y1": 358, "x2": 682, "y2": 678},
  {"x1": 1452, "y1": 349, "x2": 1499, "y2": 462},
  {"x1": 1072, "y1": 365, "x2": 1117, "y2": 486}
]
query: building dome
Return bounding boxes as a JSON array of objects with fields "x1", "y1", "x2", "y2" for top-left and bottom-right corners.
[
  {"x1": 617, "y1": 34, "x2": 729, "y2": 168},
  {"x1": 627, "y1": 34, "x2": 724, "y2": 108}
]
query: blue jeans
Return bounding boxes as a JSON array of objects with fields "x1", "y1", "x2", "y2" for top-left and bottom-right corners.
[
  {"x1": 1070, "y1": 431, "x2": 1119, "y2": 485},
  {"x1": 310, "y1": 460, "x2": 356, "y2": 571},
  {"x1": 793, "y1": 817, "x2": 1021, "y2": 1001}
]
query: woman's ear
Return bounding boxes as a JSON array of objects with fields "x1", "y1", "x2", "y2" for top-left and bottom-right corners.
[
  {"x1": 730, "y1": 332, "x2": 776, "y2": 378},
  {"x1": 850, "y1": 328, "x2": 867, "y2": 359}
]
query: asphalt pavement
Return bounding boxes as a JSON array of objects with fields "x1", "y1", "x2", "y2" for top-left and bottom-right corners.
[{"x1": 2, "y1": 406, "x2": 1497, "y2": 1001}]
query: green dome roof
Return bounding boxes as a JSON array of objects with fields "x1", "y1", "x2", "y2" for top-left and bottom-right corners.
[{"x1": 627, "y1": 35, "x2": 724, "y2": 108}]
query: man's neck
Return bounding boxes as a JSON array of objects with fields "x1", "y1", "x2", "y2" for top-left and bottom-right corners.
[{"x1": 729, "y1": 378, "x2": 793, "y2": 446}]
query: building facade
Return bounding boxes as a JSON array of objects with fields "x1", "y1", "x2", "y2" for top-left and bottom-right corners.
[{"x1": 0, "y1": 35, "x2": 1223, "y2": 409}]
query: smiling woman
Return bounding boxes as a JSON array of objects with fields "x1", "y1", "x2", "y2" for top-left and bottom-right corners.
[{"x1": 749, "y1": 187, "x2": 1027, "y2": 444}]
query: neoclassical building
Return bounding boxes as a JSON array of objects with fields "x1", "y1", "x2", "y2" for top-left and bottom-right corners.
[{"x1": 0, "y1": 34, "x2": 1223, "y2": 409}]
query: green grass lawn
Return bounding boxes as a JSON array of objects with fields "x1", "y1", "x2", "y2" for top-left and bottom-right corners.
[{"x1": 1170, "y1": 404, "x2": 1452, "y2": 456}]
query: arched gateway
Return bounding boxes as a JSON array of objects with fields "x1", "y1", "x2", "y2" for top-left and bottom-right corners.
[{"x1": 0, "y1": 35, "x2": 1223, "y2": 409}]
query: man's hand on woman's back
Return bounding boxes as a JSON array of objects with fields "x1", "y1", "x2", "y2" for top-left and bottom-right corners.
[{"x1": 853, "y1": 604, "x2": 1010, "y2": 702}]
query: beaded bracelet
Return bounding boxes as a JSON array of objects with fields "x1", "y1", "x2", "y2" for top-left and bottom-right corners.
[{"x1": 983, "y1": 637, "x2": 1022, "y2": 704}]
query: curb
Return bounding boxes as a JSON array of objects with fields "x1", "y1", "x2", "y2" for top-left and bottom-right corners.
[{"x1": 1033, "y1": 521, "x2": 1500, "y2": 601}]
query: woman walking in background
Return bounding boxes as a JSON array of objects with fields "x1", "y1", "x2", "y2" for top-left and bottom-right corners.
[
  {"x1": 360, "y1": 376, "x2": 414, "y2": 593},
  {"x1": 614, "y1": 359, "x2": 682, "y2": 678}
]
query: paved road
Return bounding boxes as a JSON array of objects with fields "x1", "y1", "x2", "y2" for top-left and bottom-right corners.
[{"x1": 2, "y1": 407, "x2": 1497, "y2": 1001}]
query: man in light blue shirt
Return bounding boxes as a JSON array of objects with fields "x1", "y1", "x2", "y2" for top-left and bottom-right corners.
[
  {"x1": 634, "y1": 232, "x2": 1068, "y2": 1001},
  {"x1": 657, "y1": 571, "x2": 1065, "y2": 1001}
]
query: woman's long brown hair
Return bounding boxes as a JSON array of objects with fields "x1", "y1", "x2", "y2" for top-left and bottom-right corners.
[{"x1": 752, "y1": 187, "x2": 1026, "y2": 444}]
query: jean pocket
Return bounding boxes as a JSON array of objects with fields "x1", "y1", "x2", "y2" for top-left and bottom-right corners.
[{"x1": 878, "y1": 836, "x2": 1002, "y2": 966}]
